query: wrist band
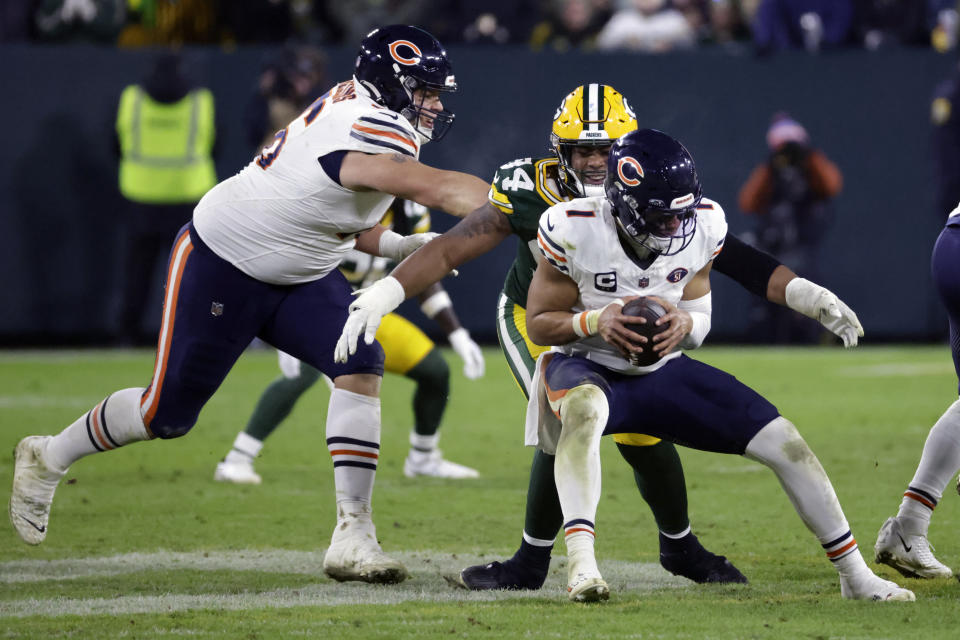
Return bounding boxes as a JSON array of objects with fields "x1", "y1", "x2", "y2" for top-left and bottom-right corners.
[
  {"x1": 420, "y1": 290, "x2": 453, "y2": 318},
  {"x1": 572, "y1": 299, "x2": 624, "y2": 338}
]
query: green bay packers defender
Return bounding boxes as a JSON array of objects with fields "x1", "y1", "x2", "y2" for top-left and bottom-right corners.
[
  {"x1": 336, "y1": 84, "x2": 864, "y2": 589},
  {"x1": 214, "y1": 198, "x2": 484, "y2": 485}
]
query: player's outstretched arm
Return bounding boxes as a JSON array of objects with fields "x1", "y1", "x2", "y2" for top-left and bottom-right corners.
[
  {"x1": 713, "y1": 233, "x2": 863, "y2": 347},
  {"x1": 334, "y1": 203, "x2": 513, "y2": 363},
  {"x1": 390, "y1": 203, "x2": 513, "y2": 296},
  {"x1": 340, "y1": 151, "x2": 488, "y2": 218}
]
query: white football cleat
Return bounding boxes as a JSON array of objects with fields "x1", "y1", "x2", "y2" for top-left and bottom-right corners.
[
  {"x1": 214, "y1": 459, "x2": 262, "y2": 485},
  {"x1": 874, "y1": 516, "x2": 953, "y2": 579},
  {"x1": 566, "y1": 552, "x2": 610, "y2": 602},
  {"x1": 323, "y1": 505, "x2": 408, "y2": 584},
  {"x1": 9, "y1": 436, "x2": 66, "y2": 545},
  {"x1": 403, "y1": 449, "x2": 479, "y2": 479},
  {"x1": 840, "y1": 570, "x2": 916, "y2": 602}
]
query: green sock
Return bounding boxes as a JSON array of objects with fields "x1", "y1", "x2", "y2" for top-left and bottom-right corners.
[
  {"x1": 405, "y1": 349, "x2": 449, "y2": 437},
  {"x1": 523, "y1": 448, "x2": 563, "y2": 542},
  {"x1": 616, "y1": 440, "x2": 689, "y2": 535},
  {"x1": 244, "y1": 363, "x2": 322, "y2": 441}
]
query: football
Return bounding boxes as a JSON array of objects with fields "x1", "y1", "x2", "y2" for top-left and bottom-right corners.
[{"x1": 621, "y1": 297, "x2": 669, "y2": 366}]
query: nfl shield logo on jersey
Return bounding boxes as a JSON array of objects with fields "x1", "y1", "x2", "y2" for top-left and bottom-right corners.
[
  {"x1": 638, "y1": 277, "x2": 649, "y2": 288},
  {"x1": 210, "y1": 302, "x2": 224, "y2": 317}
]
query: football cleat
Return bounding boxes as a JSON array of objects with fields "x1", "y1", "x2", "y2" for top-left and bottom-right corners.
[
  {"x1": 840, "y1": 569, "x2": 916, "y2": 602},
  {"x1": 213, "y1": 459, "x2": 262, "y2": 485},
  {"x1": 874, "y1": 516, "x2": 953, "y2": 579},
  {"x1": 566, "y1": 553, "x2": 609, "y2": 602},
  {"x1": 9, "y1": 436, "x2": 66, "y2": 545},
  {"x1": 659, "y1": 532, "x2": 748, "y2": 584},
  {"x1": 458, "y1": 553, "x2": 549, "y2": 591},
  {"x1": 323, "y1": 505, "x2": 408, "y2": 584},
  {"x1": 403, "y1": 450, "x2": 479, "y2": 479}
]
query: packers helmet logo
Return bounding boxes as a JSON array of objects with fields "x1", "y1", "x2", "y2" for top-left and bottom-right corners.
[
  {"x1": 617, "y1": 156, "x2": 644, "y2": 186},
  {"x1": 388, "y1": 40, "x2": 422, "y2": 66}
]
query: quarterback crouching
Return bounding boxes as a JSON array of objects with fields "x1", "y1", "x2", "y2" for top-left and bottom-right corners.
[{"x1": 520, "y1": 129, "x2": 914, "y2": 602}]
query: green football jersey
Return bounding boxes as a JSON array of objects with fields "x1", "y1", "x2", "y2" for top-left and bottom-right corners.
[{"x1": 488, "y1": 156, "x2": 567, "y2": 307}]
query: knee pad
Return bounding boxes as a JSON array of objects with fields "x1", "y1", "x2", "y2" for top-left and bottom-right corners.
[
  {"x1": 559, "y1": 385, "x2": 609, "y2": 446},
  {"x1": 744, "y1": 416, "x2": 812, "y2": 466},
  {"x1": 149, "y1": 420, "x2": 195, "y2": 439}
]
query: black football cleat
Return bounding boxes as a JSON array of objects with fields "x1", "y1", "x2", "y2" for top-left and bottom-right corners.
[
  {"x1": 458, "y1": 554, "x2": 549, "y2": 591},
  {"x1": 659, "y1": 532, "x2": 748, "y2": 584}
]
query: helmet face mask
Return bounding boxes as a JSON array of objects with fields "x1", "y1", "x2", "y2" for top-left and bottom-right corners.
[
  {"x1": 355, "y1": 25, "x2": 457, "y2": 143},
  {"x1": 605, "y1": 129, "x2": 702, "y2": 257},
  {"x1": 550, "y1": 84, "x2": 637, "y2": 198}
]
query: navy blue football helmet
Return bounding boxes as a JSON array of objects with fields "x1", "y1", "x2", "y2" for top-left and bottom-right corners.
[
  {"x1": 355, "y1": 25, "x2": 457, "y2": 143},
  {"x1": 604, "y1": 129, "x2": 702, "y2": 256}
]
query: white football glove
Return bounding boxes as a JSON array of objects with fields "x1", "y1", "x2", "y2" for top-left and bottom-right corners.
[
  {"x1": 448, "y1": 327, "x2": 485, "y2": 380},
  {"x1": 334, "y1": 276, "x2": 406, "y2": 363},
  {"x1": 784, "y1": 277, "x2": 864, "y2": 348},
  {"x1": 378, "y1": 230, "x2": 439, "y2": 262}
]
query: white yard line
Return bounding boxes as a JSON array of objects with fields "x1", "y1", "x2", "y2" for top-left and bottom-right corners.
[{"x1": 0, "y1": 549, "x2": 687, "y2": 618}]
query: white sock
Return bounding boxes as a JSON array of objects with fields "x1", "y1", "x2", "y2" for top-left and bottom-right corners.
[
  {"x1": 896, "y1": 398, "x2": 960, "y2": 536},
  {"x1": 45, "y1": 388, "x2": 150, "y2": 472},
  {"x1": 224, "y1": 432, "x2": 263, "y2": 464},
  {"x1": 326, "y1": 388, "x2": 381, "y2": 507},
  {"x1": 408, "y1": 431, "x2": 439, "y2": 461},
  {"x1": 744, "y1": 417, "x2": 863, "y2": 572},
  {"x1": 554, "y1": 385, "x2": 608, "y2": 533},
  {"x1": 565, "y1": 529, "x2": 597, "y2": 568}
]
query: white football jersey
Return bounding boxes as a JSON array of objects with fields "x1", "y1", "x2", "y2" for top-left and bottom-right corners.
[
  {"x1": 193, "y1": 78, "x2": 421, "y2": 285},
  {"x1": 536, "y1": 196, "x2": 727, "y2": 373}
]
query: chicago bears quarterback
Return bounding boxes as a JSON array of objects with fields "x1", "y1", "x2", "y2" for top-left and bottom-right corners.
[
  {"x1": 212, "y1": 198, "x2": 484, "y2": 487},
  {"x1": 8, "y1": 25, "x2": 489, "y2": 585},
  {"x1": 873, "y1": 203, "x2": 960, "y2": 580},
  {"x1": 336, "y1": 84, "x2": 864, "y2": 591},
  {"x1": 520, "y1": 128, "x2": 912, "y2": 602}
]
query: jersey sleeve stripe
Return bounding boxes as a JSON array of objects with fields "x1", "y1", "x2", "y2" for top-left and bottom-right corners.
[
  {"x1": 537, "y1": 232, "x2": 567, "y2": 264},
  {"x1": 351, "y1": 123, "x2": 417, "y2": 150},
  {"x1": 357, "y1": 116, "x2": 415, "y2": 137},
  {"x1": 537, "y1": 223, "x2": 567, "y2": 256},
  {"x1": 488, "y1": 185, "x2": 514, "y2": 213},
  {"x1": 349, "y1": 131, "x2": 415, "y2": 156}
]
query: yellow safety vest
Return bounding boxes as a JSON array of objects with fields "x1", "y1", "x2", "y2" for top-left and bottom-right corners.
[{"x1": 116, "y1": 85, "x2": 217, "y2": 204}]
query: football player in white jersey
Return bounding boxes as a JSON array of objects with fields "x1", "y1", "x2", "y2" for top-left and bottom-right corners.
[
  {"x1": 520, "y1": 128, "x2": 913, "y2": 602},
  {"x1": 8, "y1": 25, "x2": 489, "y2": 585},
  {"x1": 873, "y1": 203, "x2": 960, "y2": 580}
]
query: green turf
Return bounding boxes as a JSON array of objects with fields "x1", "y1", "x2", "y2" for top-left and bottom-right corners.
[{"x1": 1, "y1": 345, "x2": 958, "y2": 638}]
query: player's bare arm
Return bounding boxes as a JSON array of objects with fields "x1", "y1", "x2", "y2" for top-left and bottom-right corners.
[
  {"x1": 354, "y1": 225, "x2": 387, "y2": 255},
  {"x1": 339, "y1": 151, "x2": 487, "y2": 218},
  {"x1": 650, "y1": 261, "x2": 713, "y2": 356},
  {"x1": 389, "y1": 202, "x2": 513, "y2": 297},
  {"x1": 526, "y1": 257, "x2": 645, "y2": 358}
]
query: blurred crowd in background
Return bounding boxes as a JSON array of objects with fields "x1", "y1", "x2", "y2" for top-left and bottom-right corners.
[{"x1": 2, "y1": 0, "x2": 960, "y2": 55}]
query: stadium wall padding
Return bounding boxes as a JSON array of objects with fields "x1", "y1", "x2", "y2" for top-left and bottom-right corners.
[{"x1": 0, "y1": 44, "x2": 952, "y2": 345}]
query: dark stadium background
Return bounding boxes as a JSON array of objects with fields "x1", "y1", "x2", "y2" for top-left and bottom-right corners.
[{"x1": 0, "y1": 45, "x2": 951, "y2": 345}]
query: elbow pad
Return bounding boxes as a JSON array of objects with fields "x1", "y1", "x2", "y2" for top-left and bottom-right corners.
[{"x1": 678, "y1": 292, "x2": 712, "y2": 350}]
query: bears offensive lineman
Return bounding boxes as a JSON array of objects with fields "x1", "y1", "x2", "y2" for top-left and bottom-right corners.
[
  {"x1": 212, "y1": 198, "x2": 484, "y2": 486},
  {"x1": 336, "y1": 85, "x2": 864, "y2": 590},
  {"x1": 522, "y1": 128, "x2": 912, "y2": 602},
  {"x1": 8, "y1": 25, "x2": 489, "y2": 585}
]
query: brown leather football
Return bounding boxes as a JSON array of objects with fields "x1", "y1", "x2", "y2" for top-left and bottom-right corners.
[{"x1": 621, "y1": 297, "x2": 668, "y2": 366}]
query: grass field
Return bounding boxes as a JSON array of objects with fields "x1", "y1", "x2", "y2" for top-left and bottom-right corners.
[{"x1": 2, "y1": 345, "x2": 959, "y2": 638}]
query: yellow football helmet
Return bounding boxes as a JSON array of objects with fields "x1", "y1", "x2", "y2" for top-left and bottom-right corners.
[{"x1": 550, "y1": 84, "x2": 638, "y2": 197}]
